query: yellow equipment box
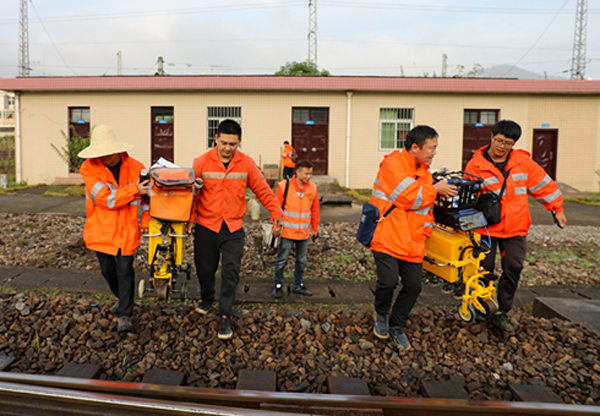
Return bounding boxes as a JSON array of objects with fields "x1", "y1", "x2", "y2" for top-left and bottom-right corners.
[{"x1": 424, "y1": 226, "x2": 481, "y2": 283}]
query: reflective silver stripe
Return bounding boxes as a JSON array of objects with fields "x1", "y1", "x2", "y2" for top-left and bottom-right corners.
[
  {"x1": 538, "y1": 189, "x2": 562, "y2": 204},
  {"x1": 512, "y1": 173, "x2": 528, "y2": 182},
  {"x1": 411, "y1": 186, "x2": 423, "y2": 210},
  {"x1": 296, "y1": 192, "x2": 305, "y2": 198},
  {"x1": 129, "y1": 200, "x2": 140, "y2": 206},
  {"x1": 107, "y1": 183, "x2": 117, "y2": 209},
  {"x1": 529, "y1": 174, "x2": 551, "y2": 193},
  {"x1": 90, "y1": 182, "x2": 105, "y2": 205},
  {"x1": 374, "y1": 178, "x2": 380, "y2": 187},
  {"x1": 371, "y1": 189, "x2": 391, "y2": 203},
  {"x1": 282, "y1": 221, "x2": 310, "y2": 229},
  {"x1": 141, "y1": 205, "x2": 149, "y2": 212},
  {"x1": 225, "y1": 172, "x2": 248, "y2": 179},
  {"x1": 202, "y1": 172, "x2": 226, "y2": 179},
  {"x1": 483, "y1": 176, "x2": 500, "y2": 187},
  {"x1": 390, "y1": 177, "x2": 416, "y2": 202},
  {"x1": 514, "y1": 186, "x2": 527, "y2": 195},
  {"x1": 416, "y1": 207, "x2": 431, "y2": 216},
  {"x1": 283, "y1": 210, "x2": 311, "y2": 219},
  {"x1": 424, "y1": 222, "x2": 434, "y2": 228}
]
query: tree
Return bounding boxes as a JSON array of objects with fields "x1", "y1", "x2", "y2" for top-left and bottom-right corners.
[
  {"x1": 51, "y1": 126, "x2": 90, "y2": 173},
  {"x1": 275, "y1": 61, "x2": 330, "y2": 76}
]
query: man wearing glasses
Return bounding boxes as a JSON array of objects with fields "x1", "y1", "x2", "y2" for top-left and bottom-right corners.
[{"x1": 465, "y1": 120, "x2": 567, "y2": 333}]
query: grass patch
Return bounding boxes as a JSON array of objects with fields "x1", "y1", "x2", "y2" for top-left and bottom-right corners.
[
  {"x1": 341, "y1": 187, "x2": 370, "y2": 203},
  {"x1": 42, "y1": 185, "x2": 85, "y2": 197},
  {"x1": 564, "y1": 196, "x2": 600, "y2": 207}
]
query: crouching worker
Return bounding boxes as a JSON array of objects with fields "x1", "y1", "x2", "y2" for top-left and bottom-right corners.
[
  {"x1": 78, "y1": 125, "x2": 150, "y2": 333},
  {"x1": 272, "y1": 160, "x2": 320, "y2": 298},
  {"x1": 370, "y1": 125, "x2": 457, "y2": 352}
]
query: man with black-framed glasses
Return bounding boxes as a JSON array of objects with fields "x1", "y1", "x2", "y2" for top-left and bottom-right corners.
[{"x1": 465, "y1": 120, "x2": 567, "y2": 333}]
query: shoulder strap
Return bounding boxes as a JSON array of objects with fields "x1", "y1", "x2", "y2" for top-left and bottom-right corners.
[
  {"x1": 498, "y1": 168, "x2": 512, "y2": 200},
  {"x1": 282, "y1": 179, "x2": 290, "y2": 210}
]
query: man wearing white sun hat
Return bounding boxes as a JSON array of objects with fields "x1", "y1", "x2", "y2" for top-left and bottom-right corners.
[{"x1": 78, "y1": 125, "x2": 150, "y2": 333}]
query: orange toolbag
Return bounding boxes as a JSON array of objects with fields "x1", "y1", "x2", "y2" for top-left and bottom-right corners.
[{"x1": 149, "y1": 167, "x2": 196, "y2": 222}]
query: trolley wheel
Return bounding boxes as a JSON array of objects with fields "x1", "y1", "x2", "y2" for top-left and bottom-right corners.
[
  {"x1": 459, "y1": 303, "x2": 475, "y2": 323},
  {"x1": 138, "y1": 279, "x2": 146, "y2": 299},
  {"x1": 482, "y1": 297, "x2": 498, "y2": 317},
  {"x1": 180, "y1": 280, "x2": 187, "y2": 301},
  {"x1": 157, "y1": 284, "x2": 169, "y2": 302}
]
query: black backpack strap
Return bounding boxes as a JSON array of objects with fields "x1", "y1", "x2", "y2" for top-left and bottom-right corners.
[
  {"x1": 281, "y1": 179, "x2": 290, "y2": 210},
  {"x1": 498, "y1": 168, "x2": 512, "y2": 200}
]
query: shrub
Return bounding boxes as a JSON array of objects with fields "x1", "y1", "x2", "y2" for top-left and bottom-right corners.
[{"x1": 51, "y1": 126, "x2": 90, "y2": 173}]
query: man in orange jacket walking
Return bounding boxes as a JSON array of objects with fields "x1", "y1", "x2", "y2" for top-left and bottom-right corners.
[
  {"x1": 281, "y1": 140, "x2": 297, "y2": 179},
  {"x1": 370, "y1": 125, "x2": 457, "y2": 352},
  {"x1": 465, "y1": 120, "x2": 567, "y2": 333},
  {"x1": 186, "y1": 119, "x2": 283, "y2": 340},
  {"x1": 272, "y1": 160, "x2": 320, "y2": 299},
  {"x1": 78, "y1": 125, "x2": 150, "y2": 333}
]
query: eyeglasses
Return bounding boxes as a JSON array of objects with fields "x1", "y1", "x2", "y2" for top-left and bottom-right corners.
[{"x1": 492, "y1": 137, "x2": 515, "y2": 148}]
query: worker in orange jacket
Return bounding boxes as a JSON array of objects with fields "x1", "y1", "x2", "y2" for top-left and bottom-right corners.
[
  {"x1": 186, "y1": 119, "x2": 283, "y2": 340},
  {"x1": 370, "y1": 126, "x2": 457, "y2": 352},
  {"x1": 465, "y1": 120, "x2": 566, "y2": 333},
  {"x1": 78, "y1": 125, "x2": 150, "y2": 333},
  {"x1": 281, "y1": 140, "x2": 296, "y2": 179},
  {"x1": 272, "y1": 160, "x2": 320, "y2": 299}
]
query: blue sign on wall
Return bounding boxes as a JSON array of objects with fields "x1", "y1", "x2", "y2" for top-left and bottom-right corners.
[
  {"x1": 305, "y1": 120, "x2": 315, "y2": 125},
  {"x1": 159, "y1": 120, "x2": 168, "y2": 124},
  {"x1": 77, "y1": 120, "x2": 86, "y2": 124},
  {"x1": 475, "y1": 122, "x2": 484, "y2": 127},
  {"x1": 542, "y1": 123, "x2": 550, "y2": 128}
]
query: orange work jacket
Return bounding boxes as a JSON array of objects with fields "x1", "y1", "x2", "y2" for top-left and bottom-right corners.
[
  {"x1": 275, "y1": 177, "x2": 320, "y2": 240},
  {"x1": 282, "y1": 144, "x2": 296, "y2": 168},
  {"x1": 191, "y1": 147, "x2": 283, "y2": 233},
  {"x1": 465, "y1": 146, "x2": 563, "y2": 239},
  {"x1": 369, "y1": 149, "x2": 437, "y2": 263},
  {"x1": 80, "y1": 153, "x2": 149, "y2": 256}
]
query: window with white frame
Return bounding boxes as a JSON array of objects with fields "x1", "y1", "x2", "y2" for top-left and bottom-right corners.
[
  {"x1": 379, "y1": 108, "x2": 413, "y2": 150},
  {"x1": 207, "y1": 106, "x2": 241, "y2": 148}
]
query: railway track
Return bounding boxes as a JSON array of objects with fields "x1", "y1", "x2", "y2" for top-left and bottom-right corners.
[{"x1": 0, "y1": 372, "x2": 598, "y2": 416}]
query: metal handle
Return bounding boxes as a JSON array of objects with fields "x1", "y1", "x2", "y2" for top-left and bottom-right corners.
[
  {"x1": 312, "y1": 148, "x2": 316, "y2": 152},
  {"x1": 303, "y1": 148, "x2": 307, "y2": 152}
]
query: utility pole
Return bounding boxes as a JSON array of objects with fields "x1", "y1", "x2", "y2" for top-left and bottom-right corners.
[
  {"x1": 570, "y1": 0, "x2": 587, "y2": 80},
  {"x1": 117, "y1": 51, "x2": 122, "y2": 75},
  {"x1": 442, "y1": 54, "x2": 448, "y2": 78},
  {"x1": 18, "y1": 0, "x2": 30, "y2": 77},
  {"x1": 156, "y1": 56, "x2": 164, "y2": 76},
  {"x1": 308, "y1": 0, "x2": 317, "y2": 66}
]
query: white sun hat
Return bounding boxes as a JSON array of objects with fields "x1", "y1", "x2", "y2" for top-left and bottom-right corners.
[{"x1": 78, "y1": 125, "x2": 134, "y2": 159}]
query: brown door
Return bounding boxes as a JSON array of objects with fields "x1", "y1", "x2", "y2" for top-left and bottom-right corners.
[
  {"x1": 151, "y1": 107, "x2": 174, "y2": 165},
  {"x1": 291, "y1": 107, "x2": 329, "y2": 175},
  {"x1": 532, "y1": 129, "x2": 558, "y2": 180},
  {"x1": 462, "y1": 110, "x2": 498, "y2": 169}
]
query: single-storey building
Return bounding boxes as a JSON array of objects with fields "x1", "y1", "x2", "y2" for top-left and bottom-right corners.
[{"x1": 0, "y1": 76, "x2": 599, "y2": 191}]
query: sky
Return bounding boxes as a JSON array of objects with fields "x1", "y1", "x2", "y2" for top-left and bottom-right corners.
[{"x1": 0, "y1": 0, "x2": 599, "y2": 80}]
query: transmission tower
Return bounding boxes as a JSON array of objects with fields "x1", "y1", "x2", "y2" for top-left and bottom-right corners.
[
  {"x1": 18, "y1": 0, "x2": 30, "y2": 77},
  {"x1": 308, "y1": 0, "x2": 317, "y2": 66},
  {"x1": 570, "y1": 0, "x2": 587, "y2": 80},
  {"x1": 442, "y1": 54, "x2": 448, "y2": 77}
]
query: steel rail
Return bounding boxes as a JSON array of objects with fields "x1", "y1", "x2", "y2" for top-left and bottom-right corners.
[
  {"x1": 0, "y1": 381, "x2": 291, "y2": 416},
  {"x1": 0, "y1": 372, "x2": 599, "y2": 416}
]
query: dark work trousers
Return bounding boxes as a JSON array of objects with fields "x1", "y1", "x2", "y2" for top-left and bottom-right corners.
[
  {"x1": 373, "y1": 251, "x2": 422, "y2": 329},
  {"x1": 283, "y1": 167, "x2": 295, "y2": 179},
  {"x1": 96, "y1": 250, "x2": 135, "y2": 318},
  {"x1": 481, "y1": 235, "x2": 527, "y2": 314},
  {"x1": 194, "y1": 222, "x2": 245, "y2": 318}
]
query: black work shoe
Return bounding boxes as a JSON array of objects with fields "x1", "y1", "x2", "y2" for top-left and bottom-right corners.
[
  {"x1": 389, "y1": 326, "x2": 411, "y2": 352},
  {"x1": 292, "y1": 284, "x2": 312, "y2": 296},
  {"x1": 110, "y1": 300, "x2": 119, "y2": 315},
  {"x1": 195, "y1": 300, "x2": 212, "y2": 315},
  {"x1": 373, "y1": 313, "x2": 389, "y2": 339},
  {"x1": 218, "y1": 316, "x2": 233, "y2": 340},
  {"x1": 118, "y1": 316, "x2": 133, "y2": 333},
  {"x1": 272, "y1": 284, "x2": 283, "y2": 299},
  {"x1": 489, "y1": 312, "x2": 515, "y2": 333}
]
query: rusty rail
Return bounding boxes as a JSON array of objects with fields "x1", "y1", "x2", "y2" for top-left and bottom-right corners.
[{"x1": 0, "y1": 372, "x2": 599, "y2": 416}]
